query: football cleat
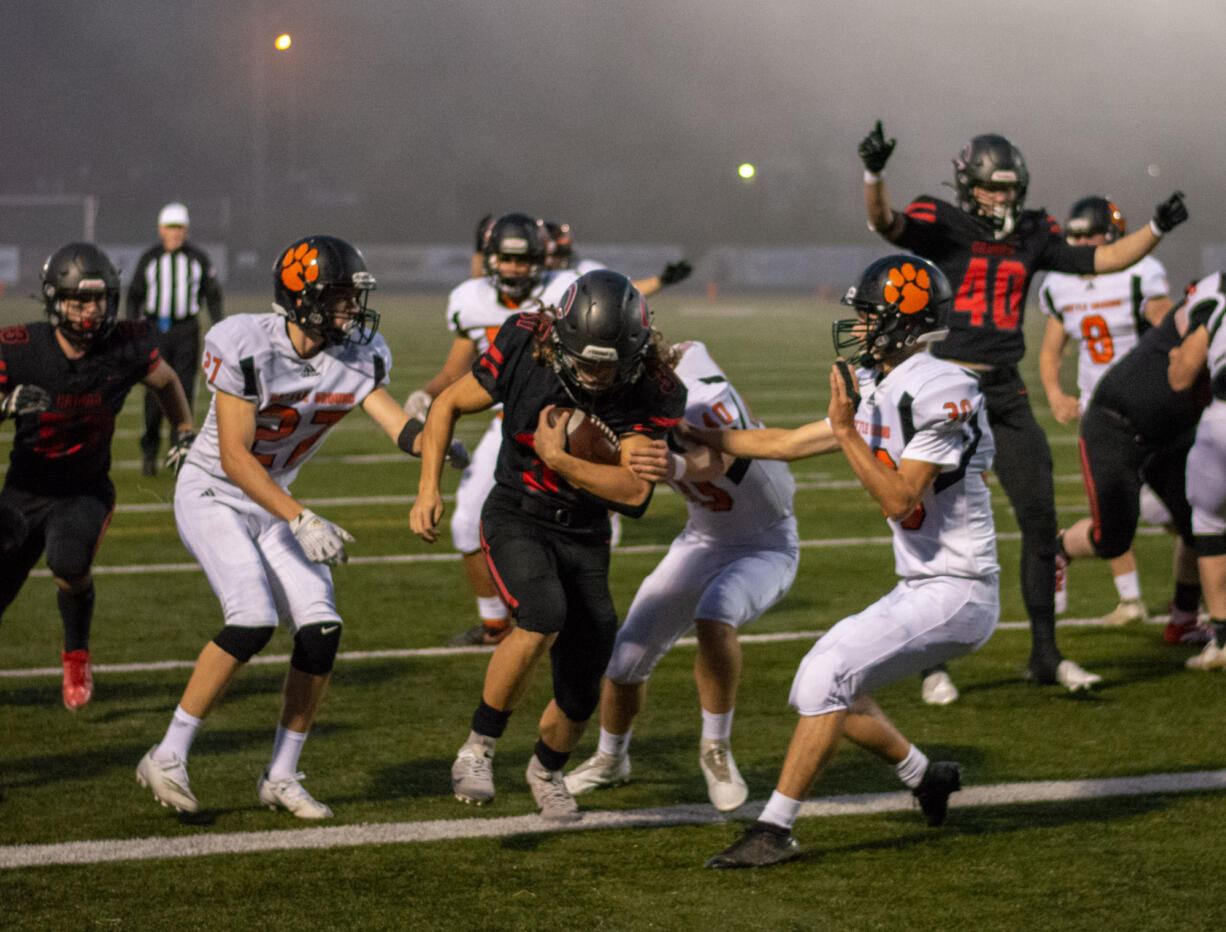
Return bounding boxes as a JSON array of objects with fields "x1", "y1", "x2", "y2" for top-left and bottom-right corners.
[
  {"x1": 564, "y1": 749, "x2": 631, "y2": 796},
  {"x1": 61, "y1": 649, "x2": 93, "y2": 710},
  {"x1": 136, "y1": 746, "x2": 199, "y2": 813},
  {"x1": 699, "y1": 739, "x2": 749, "y2": 812},
  {"x1": 451, "y1": 738, "x2": 496, "y2": 805},
  {"x1": 526, "y1": 755, "x2": 581, "y2": 822},
  {"x1": 1185, "y1": 640, "x2": 1226, "y2": 671},
  {"x1": 705, "y1": 821, "x2": 800, "y2": 869},
  {"x1": 920, "y1": 669, "x2": 959, "y2": 705},
  {"x1": 1053, "y1": 551, "x2": 1069, "y2": 615},
  {"x1": 1054, "y1": 659, "x2": 1102, "y2": 692},
  {"x1": 257, "y1": 771, "x2": 333, "y2": 819},
  {"x1": 1164, "y1": 605, "x2": 1210, "y2": 645},
  {"x1": 445, "y1": 623, "x2": 513, "y2": 647},
  {"x1": 912, "y1": 760, "x2": 962, "y2": 827},
  {"x1": 1101, "y1": 598, "x2": 1147, "y2": 626}
]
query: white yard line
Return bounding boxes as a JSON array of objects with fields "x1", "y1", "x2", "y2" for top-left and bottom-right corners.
[{"x1": 3, "y1": 768, "x2": 1222, "y2": 869}]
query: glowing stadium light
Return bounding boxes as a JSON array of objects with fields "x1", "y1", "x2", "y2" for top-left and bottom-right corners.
[
  {"x1": 275, "y1": 33, "x2": 292, "y2": 51},
  {"x1": 737, "y1": 163, "x2": 756, "y2": 180}
]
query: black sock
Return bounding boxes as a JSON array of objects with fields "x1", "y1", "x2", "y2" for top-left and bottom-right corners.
[
  {"x1": 1174, "y1": 582, "x2": 1202, "y2": 614},
  {"x1": 534, "y1": 738, "x2": 570, "y2": 773},
  {"x1": 1212, "y1": 618, "x2": 1226, "y2": 649},
  {"x1": 471, "y1": 700, "x2": 511, "y2": 739},
  {"x1": 58, "y1": 585, "x2": 94, "y2": 652}
]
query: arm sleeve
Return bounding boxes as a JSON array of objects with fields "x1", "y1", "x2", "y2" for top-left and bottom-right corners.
[{"x1": 1037, "y1": 235, "x2": 1097, "y2": 275}]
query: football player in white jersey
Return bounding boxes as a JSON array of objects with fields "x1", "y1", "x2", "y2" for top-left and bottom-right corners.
[
  {"x1": 563, "y1": 341, "x2": 799, "y2": 812},
  {"x1": 406, "y1": 214, "x2": 579, "y2": 646},
  {"x1": 1168, "y1": 271, "x2": 1226, "y2": 670},
  {"x1": 137, "y1": 236, "x2": 427, "y2": 819},
  {"x1": 700, "y1": 255, "x2": 1000, "y2": 868},
  {"x1": 1037, "y1": 197, "x2": 1174, "y2": 626},
  {"x1": 543, "y1": 220, "x2": 692, "y2": 296}
]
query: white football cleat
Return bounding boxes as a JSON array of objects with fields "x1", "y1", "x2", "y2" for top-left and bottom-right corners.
[
  {"x1": 699, "y1": 738, "x2": 748, "y2": 812},
  {"x1": 451, "y1": 738, "x2": 496, "y2": 805},
  {"x1": 1055, "y1": 659, "x2": 1102, "y2": 692},
  {"x1": 136, "y1": 746, "x2": 199, "y2": 813},
  {"x1": 1185, "y1": 640, "x2": 1226, "y2": 671},
  {"x1": 257, "y1": 771, "x2": 333, "y2": 819},
  {"x1": 526, "y1": 756, "x2": 581, "y2": 822},
  {"x1": 921, "y1": 669, "x2": 959, "y2": 705},
  {"x1": 564, "y1": 749, "x2": 631, "y2": 796},
  {"x1": 1101, "y1": 598, "x2": 1147, "y2": 626}
]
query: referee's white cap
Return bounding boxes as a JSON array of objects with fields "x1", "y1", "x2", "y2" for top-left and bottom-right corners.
[{"x1": 158, "y1": 202, "x2": 190, "y2": 227}]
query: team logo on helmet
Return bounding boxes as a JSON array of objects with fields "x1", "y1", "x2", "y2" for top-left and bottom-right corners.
[
  {"x1": 884, "y1": 262, "x2": 933, "y2": 315},
  {"x1": 280, "y1": 243, "x2": 320, "y2": 292}
]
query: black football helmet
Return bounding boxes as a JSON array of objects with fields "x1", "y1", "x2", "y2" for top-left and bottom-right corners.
[
  {"x1": 273, "y1": 235, "x2": 378, "y2": 346},
  {"x1": 483, "y1": 213, "x2": 547, "y2": 300},
  {"x1": 41, "y1": 242, "x2": 120, "y2": 345},
  {"x1": 834, "y1": 255, "x2": 952, "y2": 367},
  {"x1": 544, "y1": 220, "x2": 575, "y2": 270},
  {"x1": 1065, "y1": 196, "x2": 1126, "y2": 243},
  {"x1": 551, "y1": 270, "x2": 652, "y2": 398},
  {"x1": 952, "y1": 134, "x2": 1029, "y2": 236}
]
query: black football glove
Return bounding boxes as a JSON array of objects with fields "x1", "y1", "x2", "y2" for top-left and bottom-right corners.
[
  {"x1": 446, "y1": 439, "x2": 471, "y2": 470},
  {"x1": 659, "y1": 260, "x2": 692, "y2": 287},
  {"x1": 858, "y1": 120, "x2": 896, "y2": 173},
  {"x1": 163, "y1": 429, "x2": 197, "y2": 476},
  {"x1": 1152, "y1": 191, "x2": 1188, "y2": 234},
  {"x1": 0, "y1": 384, "x2": 51, "y2": 421}
]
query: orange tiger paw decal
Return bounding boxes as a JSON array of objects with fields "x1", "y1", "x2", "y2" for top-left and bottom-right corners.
[
  {"x1": 884, "y1": 262, "x2": 932, "y2": 314},
  {"x1": 280, "y1": 243, "x2": 320, "y2": 292}
]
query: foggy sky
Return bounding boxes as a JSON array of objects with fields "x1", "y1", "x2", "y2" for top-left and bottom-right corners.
[{"x1": 2, "y1": 0, "x2": 1223, "y2": 285}]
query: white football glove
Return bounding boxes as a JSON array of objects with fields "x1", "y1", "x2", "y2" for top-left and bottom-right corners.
[
  {"x1": 290, "y1": 508, "x2": 354, "y2": 566},
  {"x1": 0, "y1": 384, "x2": 52, "y2": 421},
  {"x1": 403, "y1": 389, "x2": 432, "y2": 422}
]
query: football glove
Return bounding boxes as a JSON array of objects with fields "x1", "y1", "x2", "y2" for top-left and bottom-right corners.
[
  {"x1": 446, "y1": 438, "x2": 471, "y2": 470},
  {"x1": 163, "y1": 429, "x2": 196, "y2": 476},
  {"x1": 1152, "y1": 191, "x2": 1188, "y2": 234},
  {"x1": 858, "y1": 120, "x2": 896, "y2": 173},
  {"x1": 0, "y1": 384, "x2": 51, "y2": 421},
  {"x1": 290, "y1": 508, "x2": 354, "y2": 566},
  {"x1": 659, "y1": 260, "x2": 692, "y2": 287},
  {"x1": 403, "y1": 389, "x2": 432, "y2": 421}
]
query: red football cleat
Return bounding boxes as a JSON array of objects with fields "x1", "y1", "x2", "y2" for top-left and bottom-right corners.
[
  {"x1": 61, "y1": 649, "x2": 94, "y2": 710},
  {"x1": 1164, "y1": 605, "x2": 1210, "y2": 645}
]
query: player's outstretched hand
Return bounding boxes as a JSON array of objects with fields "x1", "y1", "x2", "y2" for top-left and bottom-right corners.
[
  {"x1": 1152, "y1": 191, "x2": 1188, "y2": 234},
  {"x1": 858, "y1": 120, "x2": 896, "y2": 173},
  {"x1": 628, "y1": 438, "x2": 671, "y2": 482},
  {"x1": 403, "y1": 389, "x2": 432, "y2": 421},
  {"x1": 828, "y1": 360, "x2": 858, "y2": 435},
  {"x1": 0, "y1": 384, "x2": 51, "y2": 420},
  {"x1": 291, "y1": 508, "x2": 354, "y2": 565},
  {"x1": 164, "y1": 429, "x2": 196, "y2": 476},
  {"x1": 659, "y1": 260, "x2": 692, "y2": 287}
]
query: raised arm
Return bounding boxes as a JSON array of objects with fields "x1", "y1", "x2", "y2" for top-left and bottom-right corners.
[
  {"x1": 860, "y1": 120, "x2": 905, "y2": 242},
  {"x1": 1093, "y1": 192, "x2": 1187, "y2": 273}
]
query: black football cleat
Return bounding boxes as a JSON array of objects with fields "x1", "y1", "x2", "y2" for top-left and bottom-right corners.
[
  {"x1": 705, "y1": 820, "x2": 800, "y2": 869},
  {"x1": 913, "y1": 760, "x2": 961, "y2": 827}
]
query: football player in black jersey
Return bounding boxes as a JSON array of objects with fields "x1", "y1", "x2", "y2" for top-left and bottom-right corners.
[
  {"x1": 858, "y1": 120, "x2": 1188, "y2": 693},
  {"x1": 411, "y1": 269, "x2": 686, "y2": 821},
  {"x1": 0, "y1": 243, "x2": 194, "y2": 710}
]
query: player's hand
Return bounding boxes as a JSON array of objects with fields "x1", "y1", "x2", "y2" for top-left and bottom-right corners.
[
  {"x1": 290, "y1": 508, "x2": 354, "y2": 565},
  {"x1": 659, "y1": 260, "x2": 692, "y2": 287},
  {"x1": 1049, "y1": 393, "x2": 1080, "y2": 426},
  {"x1": 403, "y1": 389, "x2": 432, "y2": 421},
  {"x1": 409, "y1": 488, "x2": 445, "y2": 543},
  {"x1": 628, "y1": 438, "x2": 672, "y2": 482},
  {"x1": 0, "y1": 384, "x2": 51, "y2": 421},
  {"x1": 446, "y1": 438, "x2": 471, "y2": 470},
  {"x1": 163, "y1": 429, "x2": 196, "y2": 476},
  {"x1": 533, "y1": 405, "x2": 568, "y2": 467},
  {"x1": 1152, "y1": 191, "x2": 1188, "y2": 234},
  {"x1": 858, "y1": 120, "x2": 896, "y2": 173},
  {"x1": 828, "y1": 361, "x2": 858, "y2": 435}
]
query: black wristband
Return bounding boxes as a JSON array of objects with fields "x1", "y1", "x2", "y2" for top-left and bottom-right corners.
[{"x1": 398, "y1": 417, "x2": 425, "y2": 456}]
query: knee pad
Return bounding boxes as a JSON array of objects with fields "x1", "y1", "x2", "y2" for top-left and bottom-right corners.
[
  {"x1": 291, "y1": 621, "x2": 341, "y2": 675},
  {"x1": 213, "y1": 625, "x2": 275, "y2": 662},
  {"x1": 553, "y1": 676, "x2": 601, "y2": 725}
]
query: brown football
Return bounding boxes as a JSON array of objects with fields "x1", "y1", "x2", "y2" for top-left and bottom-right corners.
[{"x1": 546, "y1": 407, "x2": 621, "y2": 465}]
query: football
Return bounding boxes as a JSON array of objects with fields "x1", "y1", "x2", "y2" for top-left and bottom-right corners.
[{"x1": 546, "y1": 407, "x2": 621, "y2": 466}]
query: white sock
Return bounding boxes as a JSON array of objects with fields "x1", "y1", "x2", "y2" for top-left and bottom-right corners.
[
  {"x1": 895, "y1": 744, "x2": 929, "y2": 789},
  {"x1": 700, "y1": 708, "x2": 734, "y2": 743},
  {"x1": 476, "y1": 596, "x2": 508, "y2": 624},
  {"x1": 758, "y1": 790, "x2": 802, "y2": 830},
  {"x1": 156, "y1": 706, "x2": 202, "y2": 761},
  {"x1": 268, "y1": 725, "x2": 308, "y2": 780},
  {"x1": 597, "y1": 727, "x2": 632, "y2": 758},
  {"x1": 1114, "y1": 572, "x2": 1141, "y2": 601}
]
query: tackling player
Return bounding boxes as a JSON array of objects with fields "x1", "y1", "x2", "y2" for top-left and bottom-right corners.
[
  {"x1": 410, "y1": 270, "x2": 686, "y2": 821},
  {"x1": 564, "y1": 341, "x2": 798, "y2": 812},
  {"x1": 1037, "y1": 197, "x2": 1174, "y2": 626},
  {"x1": 136, "y1": 235, "x2": 429, "y2": 819},
  {"x1": 858, "y1": 120, "x2": 1188, "y2": 695},
  {"x1": 0, "y1": 243, "x2": 194, "y2": 710},
  {"x1": 702, "y1": 255, "x2": 998, "y2": 868}
]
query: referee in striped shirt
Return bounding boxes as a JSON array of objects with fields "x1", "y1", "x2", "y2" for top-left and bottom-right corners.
[{"x1": 126, "y1": 202, "x2": 223, "y2": 476}]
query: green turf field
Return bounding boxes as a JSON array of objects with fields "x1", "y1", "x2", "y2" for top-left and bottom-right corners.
[{"x1": 1, "y1": 293, "x2": 1222, "y2": 930}]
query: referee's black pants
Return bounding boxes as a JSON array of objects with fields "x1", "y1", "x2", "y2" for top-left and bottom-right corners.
[{"x1": 141, "y1": 320, "x2": 200, "y2": 459}]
